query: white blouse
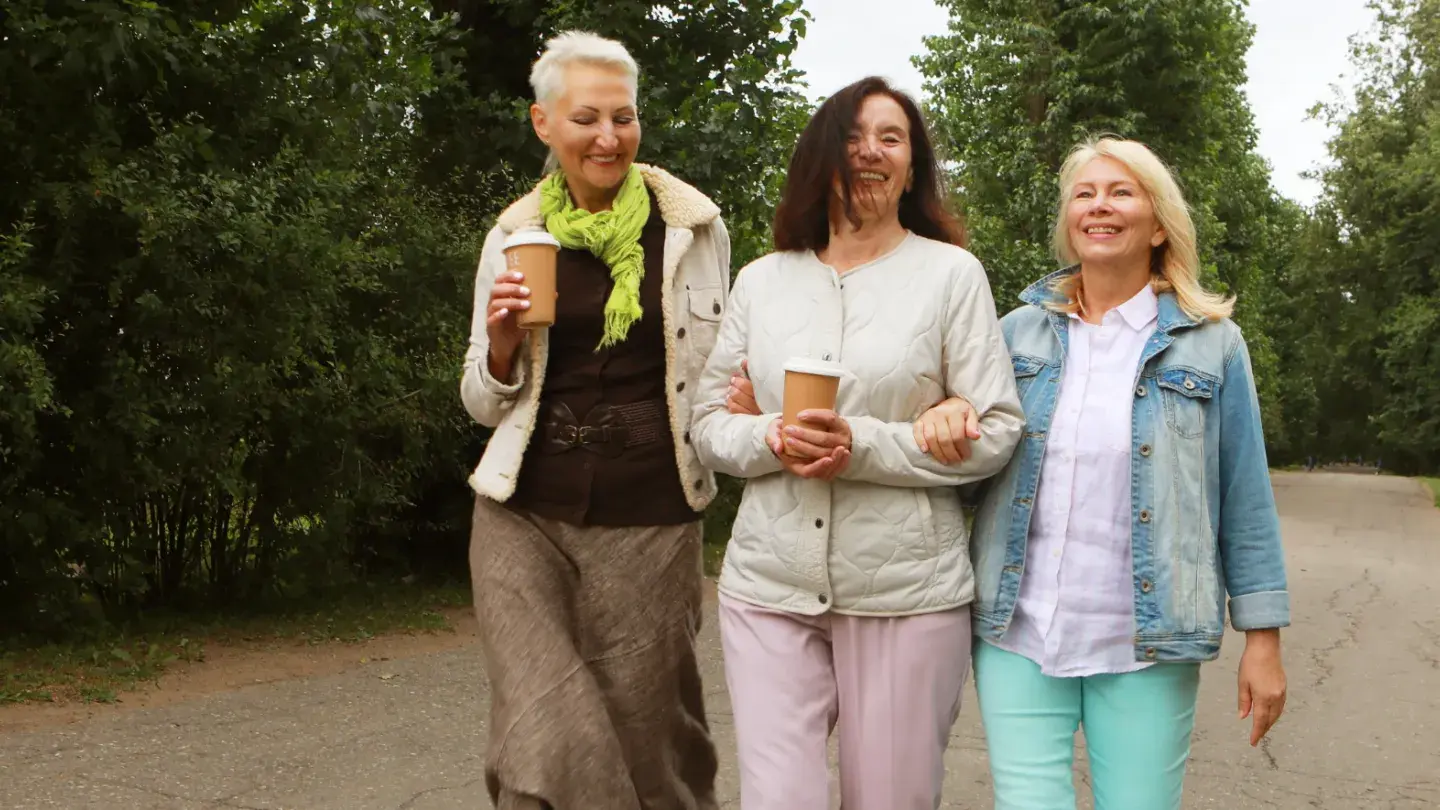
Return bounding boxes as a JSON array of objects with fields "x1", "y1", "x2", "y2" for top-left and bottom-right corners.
[{"x1": 993, "y1": 285, "x2": 1159, "y2": 677}]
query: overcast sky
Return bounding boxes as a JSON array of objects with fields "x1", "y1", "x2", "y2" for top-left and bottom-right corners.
[{"x1": 789, "y1": 0, "x2": 1380, "y2": 205}]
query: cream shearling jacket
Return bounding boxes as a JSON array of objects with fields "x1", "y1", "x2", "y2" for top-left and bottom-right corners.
[
  {"x1": 461, "y1": 164, "x2": 731, "y2": 512},
  {"x1": 690, "y1": 234, "x2": 1025, "y2": 616}
]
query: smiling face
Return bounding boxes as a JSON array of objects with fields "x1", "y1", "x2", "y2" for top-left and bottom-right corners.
[
  {"x1": 837, "y1": 93, "x2": 913, "y2": 225},
  {"x1": 530, "y1": 63, "x2": 640, "y2": 210},
  {"x1": 1065, "y1": 156, "x2": 1167, "y2": 270}
]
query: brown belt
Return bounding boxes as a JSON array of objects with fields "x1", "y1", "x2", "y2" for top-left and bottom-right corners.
[{"x1": 537, "y1": 399, "x2": 668, "y2": 458}]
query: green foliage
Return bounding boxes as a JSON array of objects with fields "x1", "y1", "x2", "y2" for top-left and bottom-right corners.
[
  {"x1": 427, "y1": 0, "x2": 813, "y2": 267},
  {"x1": 1288, "y1": 0, "x2": 1440, "y2": 472},
  {"x1": 916, "y1": 0, "x2": 1311, "y2": 455},
  {"x1": 0, "y1": 1, "x2": 810, "y2": 636},
  {"x1": 0, "y1": 581, "x2": 468, "y2": 704},
  {"x1": 1422, "y1": 478, "x2": 1440, "y2": 508},
  {"x1": 0, "y1": 1, "x2": 484, "y2": 632}
]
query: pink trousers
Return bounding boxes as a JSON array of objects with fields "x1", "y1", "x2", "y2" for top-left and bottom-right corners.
[{"x1": 718, "y1": 594, "x2": 972, "y2": 810}]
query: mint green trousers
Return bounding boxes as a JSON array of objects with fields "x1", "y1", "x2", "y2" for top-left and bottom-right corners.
[{"x1": 973, "y1": 640, "x2": 1202, "y2": 810}]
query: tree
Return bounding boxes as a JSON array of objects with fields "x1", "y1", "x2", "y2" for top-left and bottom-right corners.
[
  {"x1": 1302, "y1": 0, "x2": 1440, "y2": 472},
  {"x1": 916, "y1": 0, "x2": 1301, "y2": 445},
  {"x1": 0, "y1": 1, "x2": 485, "y2": 629},
  {"x1": 0, "y1": 0, "x2": 813, "y2": 633},
  {"x1": 422, "y1": 0, "x2": 814, "y2": 267}
]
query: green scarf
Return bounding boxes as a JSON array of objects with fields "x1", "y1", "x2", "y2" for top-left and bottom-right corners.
[{"x1": 539, "y1": 167, "x2": 651, "y2": 349}]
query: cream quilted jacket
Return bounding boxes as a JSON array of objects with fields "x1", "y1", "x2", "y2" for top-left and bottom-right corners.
[
  {"x1": 691, "y1": 234, "x2": 1025, "y2": 616},
  {"x1": 461, "y1": 164, "x2": 730, "y2": 511}
]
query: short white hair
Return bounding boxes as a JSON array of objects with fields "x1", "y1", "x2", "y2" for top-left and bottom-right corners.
[{"x1": 529, "y1": 31, "x2": 640, "y2": 108}]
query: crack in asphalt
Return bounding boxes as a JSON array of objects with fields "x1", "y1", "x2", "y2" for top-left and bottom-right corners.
[
  {"x1": 1259, "y1": 736, "x2": 1279, "y2": 770},
  {"x1": 1311, "y1": 568, "x2": 1381, "y2": 690},
  {"x1": 396, "y1": 775, "x2": 487, "y2": 810}
]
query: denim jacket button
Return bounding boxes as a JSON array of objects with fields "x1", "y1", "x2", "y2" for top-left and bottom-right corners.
[
  {"x1": 1139, "y1": 509, "x2": 1152, "y2": 523},
  {"x1": 1145, "y1": 647, "x2": 1157, "y2": 659},
  {"x1": 1135, "y1": 385, "x2": 1147, "y2": 397},
  {"x1": 1184, "y1": 378, "x2": 1196, "y2": 390},
  {"x1": 1139, "y1": 444, "x2": 1152, "y2": 457},
  {"x1": 1141, "y1": 580, "x2": 1153, "y2": 593}
]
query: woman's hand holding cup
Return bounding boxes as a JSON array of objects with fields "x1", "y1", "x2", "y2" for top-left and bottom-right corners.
[
  {"x1": 766, "y1": 411, "x2": 852, "y2": 481},
  {"x1": 486, "y1": 271, "x2": 530, "y2": 382}
]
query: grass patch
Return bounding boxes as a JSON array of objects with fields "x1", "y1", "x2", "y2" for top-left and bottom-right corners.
[
  {"x1": 1422, "y1": 477, "x2": 1440, "y2": 509},
  {"x1": 1, "y1": 581, "x2": 471, "y2": 707},
  {"x1": 1, "y1": 635, "x2": 207, "y2": 706}
]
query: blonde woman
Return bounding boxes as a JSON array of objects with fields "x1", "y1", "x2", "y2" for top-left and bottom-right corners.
[
  {"x1": 914, "y1": 137, "x2": 1291, "y2": 809},
  {"x1": 461, "y1": 31, "x2": 728, "y2": 810}
]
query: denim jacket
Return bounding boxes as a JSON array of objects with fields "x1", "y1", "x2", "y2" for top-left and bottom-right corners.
[{"x1": 970, "y1": 269, "x2": 1290, "y2": 663}]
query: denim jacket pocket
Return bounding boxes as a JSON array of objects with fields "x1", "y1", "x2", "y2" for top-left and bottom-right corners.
[
  {"x1": 1011, "y1": 354, "x2": 1046, "y2": 400},
  {"x1": 1156, "y1": 367, "x2": 1217, "y2": 439}
]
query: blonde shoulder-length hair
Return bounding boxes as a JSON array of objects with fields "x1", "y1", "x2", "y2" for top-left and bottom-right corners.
[{"x1": 1048, "y1": 137, "x2": 1234, "y2": 322}]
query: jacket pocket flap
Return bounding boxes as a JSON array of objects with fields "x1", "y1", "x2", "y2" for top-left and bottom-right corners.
[
  {"x1": 1011, "y1": 354, "x2": 1045, "y2": 378},
  {"x1": 1157, "y1": 368, "x2": 1216, "y2": 399},
  {"x1": 687, "y1": 285, "x2": 724, "y2": 321}
]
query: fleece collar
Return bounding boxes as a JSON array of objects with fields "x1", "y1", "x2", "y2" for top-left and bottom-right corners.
[{"x1": 495, "y1": 163, "x2": 721, "y2": 234}]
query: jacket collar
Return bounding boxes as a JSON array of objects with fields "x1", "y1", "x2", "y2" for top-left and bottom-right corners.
[
  {"x1": 494, "y1": 163, "x2": 721, "y2": 234},
  {"x1": 1019, "y1": 265, "x2": 1199, "y2": 333}
]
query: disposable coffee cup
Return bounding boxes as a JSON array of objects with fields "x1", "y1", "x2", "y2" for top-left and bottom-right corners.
[
  {"x1": 503, "y1": 230, "x2": 561, "y2": 329},
  {"x1": 782, "y1": 358, "x2": 844, "y2": 442}
]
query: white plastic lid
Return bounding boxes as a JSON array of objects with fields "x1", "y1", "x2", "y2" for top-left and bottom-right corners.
[
  {"x1": 783, "y1": 357, "x2": 844, "y2": 377},
  {"x1": 503, "y1": 230, "x2": 561, "y2": 249}
]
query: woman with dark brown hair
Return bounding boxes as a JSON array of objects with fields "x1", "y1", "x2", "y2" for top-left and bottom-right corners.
[{"x1": 689, "y1": 77, "x2": 1024, "y2": 809}]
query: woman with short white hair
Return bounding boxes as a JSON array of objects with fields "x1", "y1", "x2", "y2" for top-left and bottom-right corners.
[{"x1": 461, "y1": 30, "x2": 730, "y2": 810}]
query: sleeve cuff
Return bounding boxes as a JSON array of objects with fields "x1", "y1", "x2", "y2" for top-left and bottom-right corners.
[
  {"x1": 750, "y1": 414, "x2": 783, "y2": 476},
  {"x1": 1228, "y1": 590, "x2": 1291, "y2": 631},
  {"x1": 479, "y1": 354, "x2": 525, "y2": 397}
]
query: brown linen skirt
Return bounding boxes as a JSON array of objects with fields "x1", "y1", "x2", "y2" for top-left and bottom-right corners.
[{"x1": 469, "y1": 495, "x2": 718, "y2": 810}]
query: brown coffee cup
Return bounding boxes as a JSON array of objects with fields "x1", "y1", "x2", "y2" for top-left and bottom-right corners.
[
  {"x1": 782, "y1": 358, "x2": 845, "y2": 449},
  {"x1": 503, "y1": 230, "x2": 561, "y2": 329}
]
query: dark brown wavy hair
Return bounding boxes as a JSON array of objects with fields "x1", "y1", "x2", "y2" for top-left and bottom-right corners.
[{"x1": 772, "y1": 76, "x2": 966, "y2": 252}]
